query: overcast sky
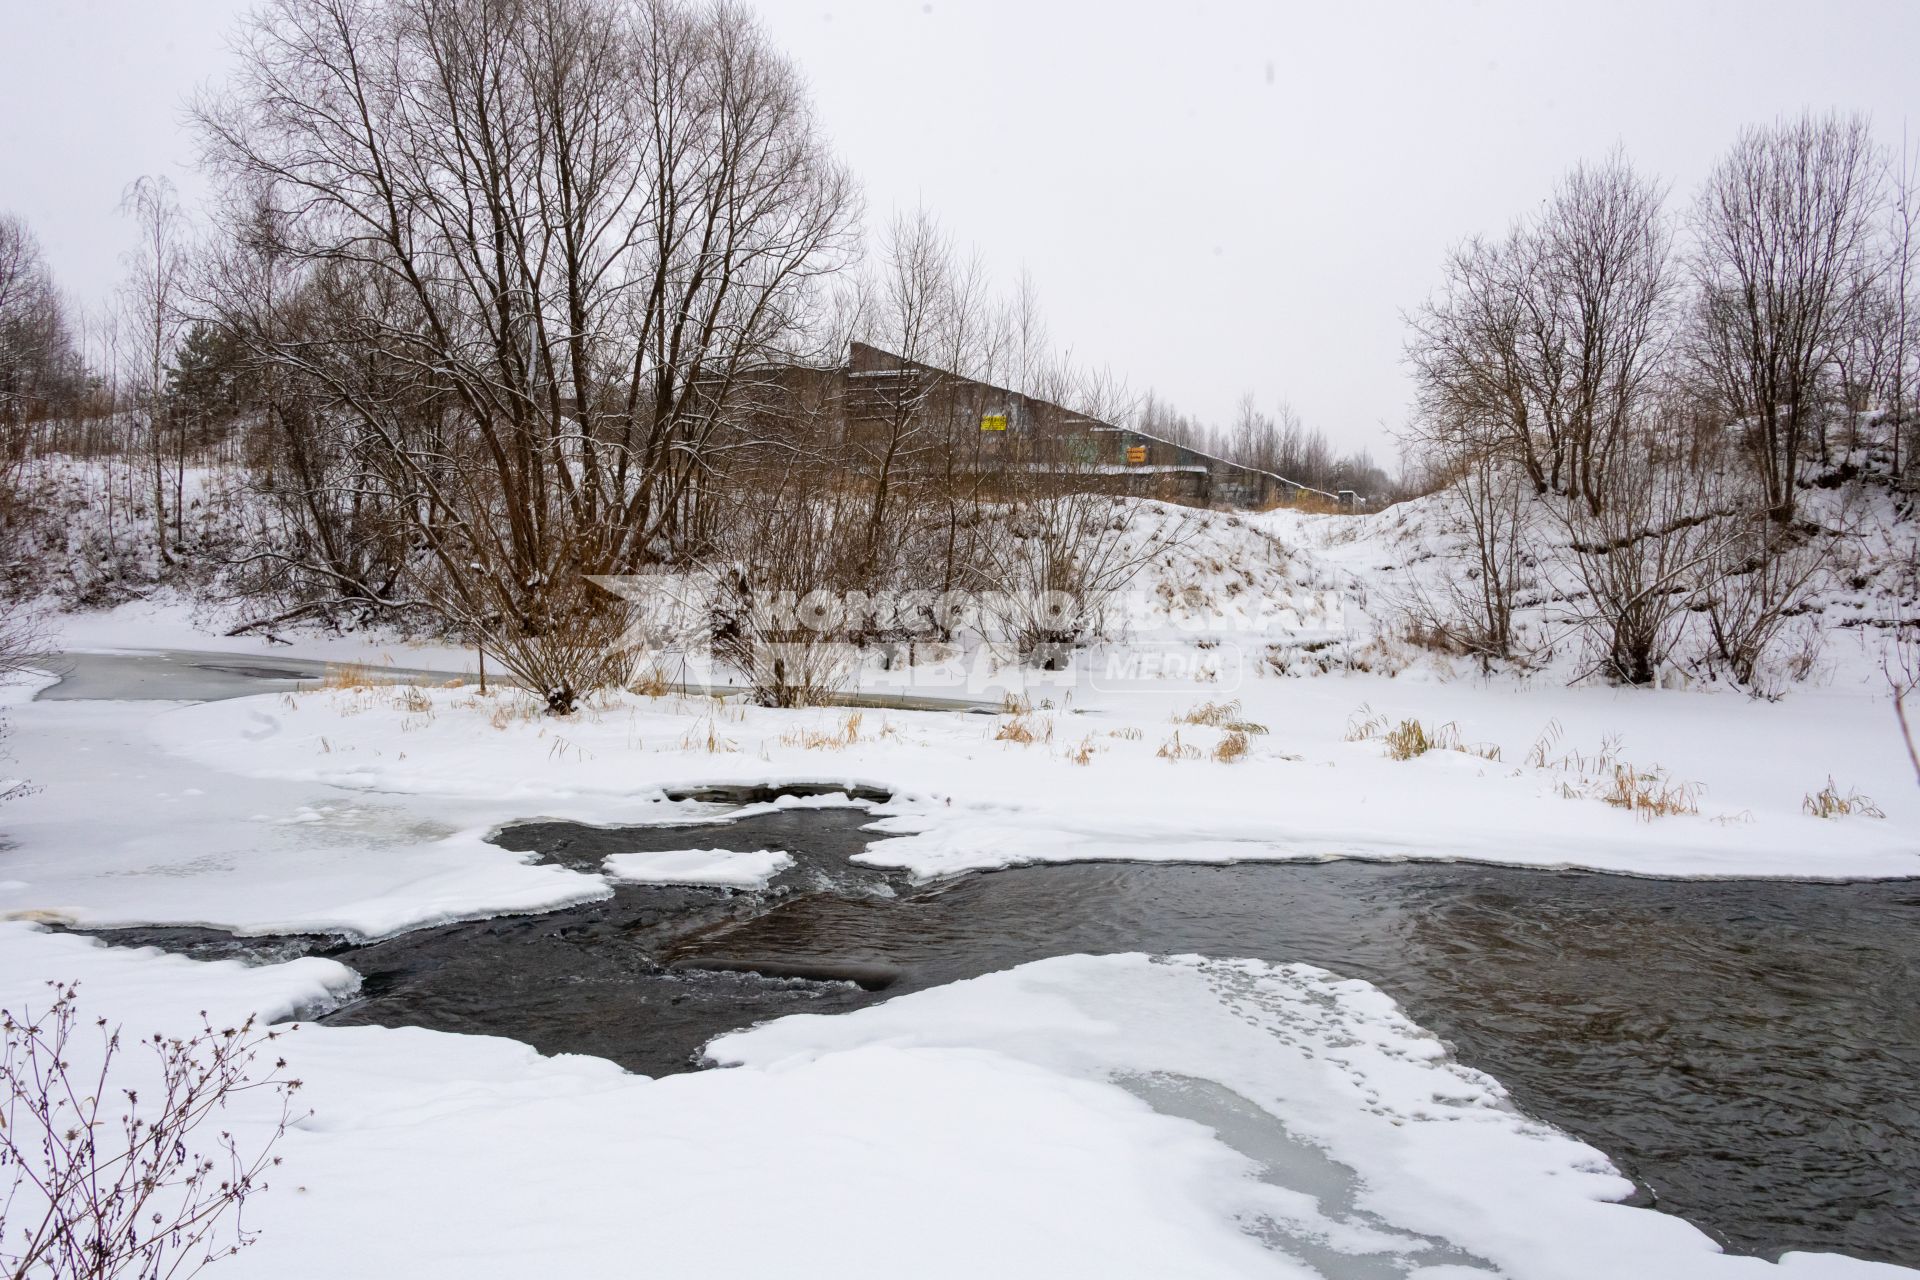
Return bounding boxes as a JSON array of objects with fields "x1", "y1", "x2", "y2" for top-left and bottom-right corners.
[{"x1": 4, "y1": 0, "x2": 1917, "y2": 458}]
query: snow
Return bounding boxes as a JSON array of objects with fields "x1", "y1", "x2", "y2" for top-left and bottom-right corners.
[
  {"x1": 139, "y1": 670, "x2": 1920, "y2": 885},
  {"x1": 50, "y1": 593, "x2": 480, "y2": 673},
  {"x1": 0, "y1": 691, "x2": 612, "y2": 939},
  {"x1": 602, "y1": 845, "x2": 792, "y2": 888},
  {"x1": 5, "y1": 487, "x2": 1918, "y2": 1278},
  {"x1": 0, "y1": 927, "x2": 1907, "y2": 1279}
]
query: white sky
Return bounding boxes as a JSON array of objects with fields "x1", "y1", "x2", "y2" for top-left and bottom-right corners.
[{"x1": 4, "y1": 0, "x2": 1917, "y2": 458}]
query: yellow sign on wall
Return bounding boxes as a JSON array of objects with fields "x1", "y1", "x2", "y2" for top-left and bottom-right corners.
[
  {"x1": 1125, "y1": 444, "x2": 1148, "y2": 464},
  {"x1": 980, "y1": 413, "x2": 1008, "y2": 432}
]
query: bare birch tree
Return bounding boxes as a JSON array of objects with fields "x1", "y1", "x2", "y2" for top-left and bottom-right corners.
[{"x1": 119, "y1": 177, "x2": 189, "y2": 565}]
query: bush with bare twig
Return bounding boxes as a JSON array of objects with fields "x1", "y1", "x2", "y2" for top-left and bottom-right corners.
[{"x1": 1, "y1": 982, "x2": 306, "y2": 1280}]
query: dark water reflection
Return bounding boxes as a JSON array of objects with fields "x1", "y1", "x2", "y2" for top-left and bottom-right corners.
[{"x1": 91, "y1": 811, "x2": 1920, "y2": 1267}]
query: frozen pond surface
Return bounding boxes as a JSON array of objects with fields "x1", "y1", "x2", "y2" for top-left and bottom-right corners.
[
  {"x1": 34, "y1": 649, "x2": 330, "y2": 701},
  {"x1": 93, "y1": 808, "x2": 1920, "y2": 1268}
]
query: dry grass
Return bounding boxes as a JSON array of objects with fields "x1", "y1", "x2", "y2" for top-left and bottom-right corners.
[
  {"x1": 1345, "y1": 705, "x2": 1389, "y2": 742},
  {"x1": 1348, "y1": 703, "x2": 1499, "y2": 763},
  {"x1": 1107, "y1": 726, "x2": 1143, "y2": 741},
  {"x1": 1268, "y1": 491, "x2": 1350, "y2": 516},
  {"x1": 995, "y1": 716, "x2": 1035, "y2": 745},
  {"x1": 999, "y1": 691, "x2": 1033, "y2": 716},
  {"x1": 680, "y1": 717, "x2": 737, "y2": 754},
  {"x1": 482, "y1": 695, "x2": 543, "y2": 730},
  {"x1": 1600, "y1": 764, "x2": 1702, "y2": 820},
  {"x1": 1067, "y1": 735, "x2": 1096, "y2": 766},
  {"x1": 995, "y1": 714, "x2": 1052, "y2": 746},
  {"x1": 546, "y1": 735, "x2": 593, "y2": 763},
  {"x1": 778, "y1": 711, "x2": 865, "y2": 751},
  {"x1": 1525, "y1": 724, "x2": 1700, "y2": 820},
  {"x1": 630, "y1": 664, "x2": 672, "y2": 698},
  {"x1": 1156, "y1": 730, "x2": 1202, "y2": 762},
  {"x1": 1213, "y1": 730, "x2": 1251, "y2": 763},
  {"x1": 321, "y1": 662, "x2": 379, "y2": 692},
  {"x1": 1802, "y1": 778, "x2": 1886, "y2": 819},
  {"x1": 1176, "y1": 698, "x2": 1269, "y2": 735},
  {"x1": 1381, "y1": 717, "x2": 1459, "y2": 761},
  {"x1": 1524, "y1": 720, "x2": 1565, "y2": 769}
]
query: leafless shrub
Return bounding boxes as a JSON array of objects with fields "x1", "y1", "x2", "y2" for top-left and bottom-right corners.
[
  {"x1": 1693, "y1": 507, "x2": 1837, "y2": 690},
  {"x1": 1399, "y1": 453, "x2": 1537, "y2": 671},
  {"x1": 1550, "y1": 405, "x2": 1734, "y2": 685},
  {"x1": 485, "y1": 572, "x2": 640, "y2": 716},
  {"x1": 1, "y1": 982, "x2": 306, "y2": 1280},
  {"x1": 1886, "y1": 612, "x2": 1920, "y2": 787},
  {"x1": 968, "y1": 487, "x2": 1195, "y2": 668},
  {"x1": 707, "y1": 489, "x2": 860, "y2": 709}
]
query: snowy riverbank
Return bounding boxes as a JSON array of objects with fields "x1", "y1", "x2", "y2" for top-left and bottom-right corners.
[{"x1": 1, "y1": 923, "x2": 1911, "y2": 1280}]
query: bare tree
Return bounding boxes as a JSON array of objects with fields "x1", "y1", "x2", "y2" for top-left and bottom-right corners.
[
  {"x1": 1688, "y1": 112, "x2": 1884, "y2": 522},
  {"x1": 847, "y1": 208, "x2": 996, "y2": 577},
  {"x1": 0, "y1": 215, "x2": 83, "y2": 469},
  {"x1": 1408, "y1": 151, "x2": 1672, "y2": 514},
  {"x1": 1536, "y1": 152, "x2": 1674, "y2": 513},
  {"x1": 197, "y1": 0, "x2": 858, "y2": 710},
  {"x1": 120, "y1": 177, "x2": 190, "y2": 565},
  {"x1": 1888, "y1": 132, "x2": 1920, "y2": 483}
]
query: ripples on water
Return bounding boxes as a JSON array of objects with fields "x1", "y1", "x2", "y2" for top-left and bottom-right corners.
[{"x1": 91, "y1": 808, "x2": 1920, "y2": 1267}]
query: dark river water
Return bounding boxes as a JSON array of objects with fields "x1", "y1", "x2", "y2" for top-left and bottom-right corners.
[{"x1": 90, "y1": 804, "x2": 1920, "y2": 1269}]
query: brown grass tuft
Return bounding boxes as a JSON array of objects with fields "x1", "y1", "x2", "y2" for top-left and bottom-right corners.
[
  {"x1": 1601, "y1": 764, "x2": 1702, "y2": 820},
  {"x1": 1213, "y1": 730, "x2": 1250, "y2": 763},
  {"x1": 1178, "y1": 698, "x2": 1269, "y2": 735},
  {"x1": 1802, "y1": 778, "x2": 1885, "y2": 819},
  {"x1": 1156, "y1": 730, "x2": 1203, "y2": 762},
  {"x1": 995, "y1": 716, "x2": 1035, "y2": 745},
  {"x1": 779, "y1": 711, "x2": 865, "y2": 751},
  {"x1": 630, "y1": 664, "x2": 672, "y2": 698},
  {"x1": 322, "y1": 662, "x2": 377, "y2": 692}
]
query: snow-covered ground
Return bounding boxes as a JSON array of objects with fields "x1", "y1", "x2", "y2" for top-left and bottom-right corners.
[
  {"x1": 3, "y1": 487, "x2": 1917, "y2": 1278},
  {"x1": 1, "y1": 926, "x2": 1911, "y2": 1280},
  {"x1": 129, "y1": 657, "x2": 1920, "y2": 887}
]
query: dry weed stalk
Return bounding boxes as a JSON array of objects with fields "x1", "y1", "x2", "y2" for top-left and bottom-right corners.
[
  {"x1": 1213, "y1": 730, "x2": 1251, "y2": 763},
  {"x1": 1802, "y1": 778, "x2": 1885, "y2": 819},
  {"x1": 1177, "y1": 698, "x2": 1269, "y2": 735},
  {"x1": 1156, "y1": 731, "x2": 1202, "y2": 762}
]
